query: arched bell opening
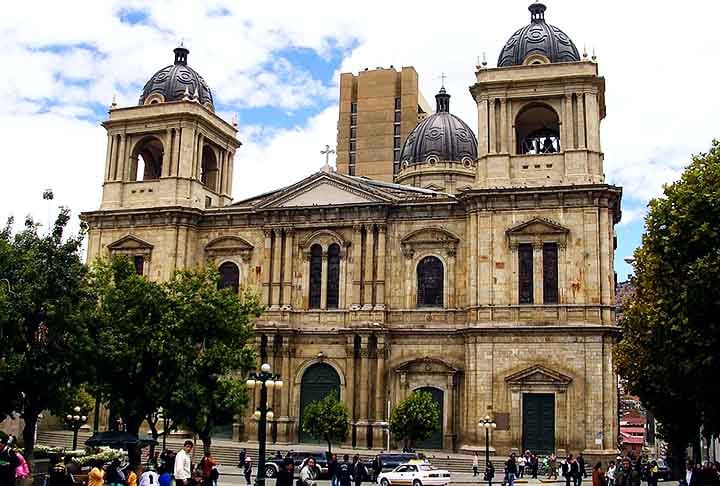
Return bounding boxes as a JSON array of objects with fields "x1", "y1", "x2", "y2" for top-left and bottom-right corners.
[
  {"x1": 200, "y1": 145, "x2": 219, "y2": 191},
  {"x1": 516, "y1": 104, "x2": 561, "y2": 155},
  {"x1": 130, "y1": 136, "x2": 164, "y2": 181}
]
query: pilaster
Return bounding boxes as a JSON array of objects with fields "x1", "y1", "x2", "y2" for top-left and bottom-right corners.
[{"x1": 374, "y1": 225, "x2": 386, "y2": 309}]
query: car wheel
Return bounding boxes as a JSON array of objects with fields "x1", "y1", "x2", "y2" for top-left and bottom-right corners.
[
  {"x1": 265, "y1": 465, "x2": 276, "y2": 478},
  {"x1": 381, "y1": 479, "x2": 390, "y2": 486},
  {"x1": 413, "y1": 480, "x2": 422, "y2": 486}
]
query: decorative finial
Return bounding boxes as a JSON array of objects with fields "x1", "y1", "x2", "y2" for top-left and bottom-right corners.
[
  {"x1": 182, "y1": 87, "x2": 191, "y2": 101},
  {"x1": 193, "y1": 86, "x2": 200, "y2": 101},
  {"x1": 482, "y1": 52, "x2": 488, "y2": 68},
  {"x1": 591, "y1": 47, "x2": 597, "y2": 62},
  {"x1": 232, "y1": 114, "x2": 238, "y2": 128},
  {"x1": 320, "y1": 144, "x2": 336, "y2": 173},
  {"x1": 439, "y1": 72, "x2": 447, "y2": 89},
  {"x1": 476, "y1": 55, "x2": 481, "y2": 70},
  {"x1": 110, "y1": 94, "x2": 117, "y2": 110},
  {"x1": 583, "y1": 45, "x2": 588, "y2": 60}
]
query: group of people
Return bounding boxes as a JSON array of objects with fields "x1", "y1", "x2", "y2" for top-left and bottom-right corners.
[{"x1": 267, "y1": 452, "x2": 372, "y2": 486}]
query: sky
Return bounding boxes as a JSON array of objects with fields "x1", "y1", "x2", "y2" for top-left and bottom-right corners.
[{"x1": 1, "y1": 0, "x2": 719, "y2": 281}]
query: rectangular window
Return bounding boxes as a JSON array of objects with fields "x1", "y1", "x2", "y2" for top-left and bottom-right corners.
[
  {"x1": 133, "y1": 255, "x2": 145, "y2": 276},
  {"x1": 518, "y1": 244, "x2": 533, "y2": 304},
  {"x1": 394, "y1": 111, "x2": 401, "y2": 123},
  {"x1": 393, "y1": 149, "x2": 400, "y2": 161},
  {"x1": 349, "y1": 165, "x2": 356, "y2": 176},
  {"x1": 394, "y1": 97, "x2": 401, "y2": 110},
  {"x1": 350, "y1": 102, "x2": 357, "y2": 113},
  {"x1": 349, "y1": 141, "x2": 356, "y2": 152},
  {"x1": 350, "y1": 114, "x2": 357, "y2": 126},
  {"x1": 394, "y1": 125, "x2": 400, "y2": 136},
  {"x1": 394, "y1": 136, "x2": 401, "y2": 149},
  {"x1": 543, "y1": 243, "x2": 559, "y2": 304},
  {"x1": 350, "y1": 127, "x2": 356, "y2": 139},
  {"x1": 349, "y1": 152, "x2": 356, "y2": 163}
]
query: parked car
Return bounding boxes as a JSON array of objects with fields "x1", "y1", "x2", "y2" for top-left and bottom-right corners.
[
  {"x1": 377, "y1": 463, "x2": 451, "y2": 486},
  {"x1": 374, "y1": 453, "x2": 422, "y2": 472},
  {"x1": 264, "y1": 451, "x2": 329, "y2": 479}
]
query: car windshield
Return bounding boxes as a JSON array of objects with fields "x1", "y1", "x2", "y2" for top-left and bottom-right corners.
[{"x1": 419, "y1": 466, "x2": 435, "y2": 471}]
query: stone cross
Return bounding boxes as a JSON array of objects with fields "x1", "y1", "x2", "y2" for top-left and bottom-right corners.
[
  {"x1": 439, "y1": 72, "x2": 447, "y2": 88},
  {"x1": 320, "y1": 144, "x2": 335, "y2": 173}
]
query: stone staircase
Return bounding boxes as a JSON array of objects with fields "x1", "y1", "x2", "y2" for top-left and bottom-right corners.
[{"x1": 37, "y1": 430, "x2": 513, "y2": 474}]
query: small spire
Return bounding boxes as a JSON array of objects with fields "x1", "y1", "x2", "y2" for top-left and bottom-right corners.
[
  {"x1": 583, "y1": 45, "x2": 588, "y2": 60},
  {"x1": 173, "y1": 44, "x2": 189, "y2": 65},
  {"x1": 193, "y1": 86, "x2": 200, "y2": 101},
  {"x1": 482, "y1": 52, "x2": 488, "y2": 68},
  {"x1": 529, "y1": 1, "x2": 547, "y2": 22},
  {"x1": 439, "y1": 72, "x2": 447, "y2": 89},
  {"x1": 476, "y1": 55, "x2": 481, "y2": 70},
  {"x1": 110, "y1": 94, "x2": 117, "y2": 110},
  {"x1": 591, "y1": 46, "x2": 597, "y2": 62},
  {"x1": 182, "y1": 87, "x2": 191, "y2": 101},
  {"x1": 232, "y1": 114, "x2": 238, "y2": 128}
]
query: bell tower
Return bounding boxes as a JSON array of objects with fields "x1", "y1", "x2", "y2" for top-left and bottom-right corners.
[
  {"x1": 100, "y1": 46, "x2": 241, "y2": 210},
  {"x1": 470, "y1": 2, "x2": 605, "y2": 188}
]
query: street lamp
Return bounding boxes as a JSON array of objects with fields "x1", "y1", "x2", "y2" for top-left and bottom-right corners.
[
  {"x1": 478, "y1": 415, "x2": 497, "y2": 469},
  {"x1": 157, "y1": 407, "x2": 170, "y2": 451},
  {"x1": 65, "y1": 406, "x2": 88, "y2": 450},
  {"x1": 246, "y1": 363, "x2": 282, "y2": 486}
]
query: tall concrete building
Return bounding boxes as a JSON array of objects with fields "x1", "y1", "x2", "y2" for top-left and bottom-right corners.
[
  {"x1": 336, "y1": 67, "x2": 432, "y2": 181},
  {"x1": 79, "y1": 1, "x2": 622, "y2": 461}
]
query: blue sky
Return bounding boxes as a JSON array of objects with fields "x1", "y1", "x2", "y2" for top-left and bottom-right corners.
[{"x1": 2, "y1": 0, "x2": 719, "y2": 282}]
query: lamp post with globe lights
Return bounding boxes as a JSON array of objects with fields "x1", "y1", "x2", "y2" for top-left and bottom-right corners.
[
  {"x1": 246, "y1": 363, "x2": 282, "y2": 486},
  {"x1": 479, "y1": 415, "x2": 496, "y2": 469},
  {"x1": 65, "y1": 406, "x2": 87, "y2": 450}
]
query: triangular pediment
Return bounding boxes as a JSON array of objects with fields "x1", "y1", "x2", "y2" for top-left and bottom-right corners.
[
  {"x1": 506, "y1": 217, "x2": 569, "y2": 236},
  {"x1": 107, "y1": 235, "x2": 153, "y2": 251},
  {"x1": 505, "y1": 364, "x2": 572, "y2": 385},
  {"x1": 205, "y1": 236, "x2": 254, "y2": 252},
  {"x1": 257, "y1": 173, "x2": 392, "y2": 209},
  {"x1": 395, "y1": 357, "x2": 460, "y2": 374}
]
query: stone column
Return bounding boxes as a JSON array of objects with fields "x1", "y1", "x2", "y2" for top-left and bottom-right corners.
[
  {"x1": 499, "y1": 98, "x2": 508, "y2": 153},
  {"x1": 104, "y1": 134, "x2": 114, "y2": 182},
  {"x1": 533, "y1": 241, "x2": 543, "y2": 305},
  {"x1": 469, "y1": 210, "x2": 478, "y2": 308},
  {"x1": 447, "y1": 248, "x2": 456, "y2": 308},
  {"x1": 478, "y1": 99, "x2": 489, "y2": 157},
  {"x1": 271, "y1": 229, "x2": 282, "y2": 310},
  {"x1": 563, "y1": 93, "x2": 574, "y2": 150},
  {"x1": 163, "y1": 129, "x2": 173, "y2": 178},
  {"x1": 283, "y1": 229, "x2": 294, "y2": 308},
  {"x1": 374, "y1": 337, "x2": 386, "y2": 422},
  {"x1": 374, "y1": 225, "x2": 386, "y2": 309},
  {"x1": 358, "y1": 335, "x2": 370, "y2": 446},
  {"x1": 227, "y1": 151, "x2": 235, "y2": 194},
  {"x1": 363, "y1": 226, "x2": 375, "y2": 309},
  {"x1": 351, "y1": 224, "x2": 363, "y2": 308},
  {"x1": 262, "y1": 229, "x2": 273, "y2": 307},
  {"x1": 585, "y1": 91, "x2": 600, "y2": 152},
  {"x1": 343, "y1": 338, "x2": 356, "y2": 447},
  {"x1": 489, "y1": 99, "x2": 497, "y2": 154},
  {"x1": 117, "y1": 134, "x2": 128, "y2": 181},
  {"x1": 577, "y1": 93, "x2": 586, "y2": 149},
  {"x1": 320, "y1": 250, "x2": 329, "y2": 310},
  {"x1": 196, "y1": 133, "x2": 205, "y2": 179}
]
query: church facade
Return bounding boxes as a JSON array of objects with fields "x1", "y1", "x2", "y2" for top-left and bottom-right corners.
[{"x1": 81, "y1": 2, "x2": 621, "y2": 459}]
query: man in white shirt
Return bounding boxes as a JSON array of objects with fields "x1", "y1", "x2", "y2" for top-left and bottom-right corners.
[
  {"x1": 140, "y1": 467, "x2": 160, "y2": 486},
  {"x1": 174, "y1": 441, "x2": 194, "y2": 486}
]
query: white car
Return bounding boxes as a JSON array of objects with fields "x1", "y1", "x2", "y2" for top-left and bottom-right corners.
[{"x1": 377, "y1": 463, "x2": 451, "y2": 486}]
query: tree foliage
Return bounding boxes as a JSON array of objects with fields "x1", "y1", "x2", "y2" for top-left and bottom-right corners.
[
  {"x1": 302, "y1": 392, "x2": 349, "y2": 454},
  {"x1": 0, "y1": 209, "x2": 91, "y2": 467},
  {"x1": 616, "y1": 140, "x2": 720, "y2": 468},
  {"x1": 162, "y1": 267, "x2": 261, "y2": 453},
  {"x1": 389, "y1": 391, "x2": 440, "y2": 449}
]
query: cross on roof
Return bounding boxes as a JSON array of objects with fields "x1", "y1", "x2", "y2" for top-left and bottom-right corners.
[
  {"x1": 439, "y1": 72, "x2": 447, "y2": 88},
  {"x1": 320, "y1": 144, "x2": 336, "y2": 173}
]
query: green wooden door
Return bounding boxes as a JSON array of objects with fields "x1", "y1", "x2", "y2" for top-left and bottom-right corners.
[
  {"x1": 415, "y1": 387, "x2": 444, "y2": 449},
  {"x1": 522, "y1": 393, "x2": 555, "y2": 454},
  {"x1": 299, "y1": 363, "x2": 341, "y2": 443}
]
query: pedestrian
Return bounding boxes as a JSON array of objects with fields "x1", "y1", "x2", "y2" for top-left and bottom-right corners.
[
  {"x1": 158, "y1": 467, "x2": 172, "y2": 486},
  {"x1": 243, "y1": 458, "x2": 253, "y2": 485},
  {"x1": 531, "y1": 454, "x2": 539, "y2": 479},
  {"x1": 474, "y1": 453, "x2": 480, "y2": 477},
  {"x1": 200, "y1": 451, "x2": 217, "y2": 486},
  {"x1": 606, "y1": 461, "x2": 616, "y2": 486},
  {"x1": 14, "y1": 449, "x2": 29, "y2": 481},
  {"x1": 506, "y1": 453, "x2": 518, "y2": 486},
  {"x1": 519, "y1": 453, "x2": 527, "y2": 478},
  {"x1": 140, "y1": 466, "x2": 159, "y2": 486},
  {"x1": 238, "y1": 449, "x2": 247, "y2": 469},
  {"x1": 679, "y1": 460, "x2": 701, "y2": 486},
  {"x1": 127, "y1": 467, "x2": 139, "y2": 486},
  {"x1": 88, "y1": 460, "x2": 106, "y2": 486},
  {"x1": 301, "y1": 458, "x2": 318, "y2": 486},
  {"x1": 174, "y1": 441, "x2": 194, "y2": 486},
  {"x1": 277, "y1": 461, "x2": 294, "y2": 486},
  {"x1": 647, "y1": 461, "x2": 659, "y2": 486},
  {"x1": 484, "y1": 462, "x2": 495, "y2": 486},
  {"x1": 615, "y1": 458, "x2": 640, "y2": 486},
  {"x1": 338, "y1": 455, "x2": 353, "y2": 486},
  {"x1": 570, "y1": 455, "x2": 581, "y2": 486},
  {"x1": 562, "y1": 456, "x2": 573, "y2": 486},
  {"x1": 329, "y1": 454, "x2": 339, "y2": 486},
  {"x1": 106, "y1": 459, "x2": 126, "y2": 486},
  {"x1": 549, "y1": 454, "x2": 558, "y2": 480},
  {"x1": 352, "y1": 455, "x2": 367, "y2": 486},
  {"x1": 372, "y1": 454, "x2": 383, "y2": 483},
  {"x1": 0, "y1": 436, "x2": 20, "y2": 486},
  {"x1": 591, "y1": 463, "x2": 605, "y2": 486},
  {"x1": 577, "y1": 454, "x2": 587, "y2": 485}
]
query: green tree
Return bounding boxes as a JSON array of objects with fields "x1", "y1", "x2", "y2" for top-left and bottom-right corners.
[
  {"x1": 616, "y1": 140, "x2": 720, "y2": 475},
  {"x1": 302, "y1": 392, "x2": 349, "y2": 454},
  {"x1": 161, "y1": 267, "x2": 261, "y2": 454},
  {"x1": 0, "y1": 209, "x2": 91, "y2": 468},
  {"x1": 82, "y1": 256, "x2": 174, "y2": 465},
  {"x1": 389, "y1": 391, "x2": 440, "y2": 449}
]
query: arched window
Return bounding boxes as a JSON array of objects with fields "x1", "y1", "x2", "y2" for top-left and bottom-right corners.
[
  {"x1": 201, "y1": 145, "x2": 219, "y2": 191},
  {"x1": 326, "y1": 243, "x2": 340, "y2": 309},
  {"x1": 516, "y1": 104, "x2": 561, "y2": 155},
  {"x1": 308, "y1": 244, "x2": 322, "y2": 309},
  {"x1": 218, "y1": 261, "x2": 240, "y2": 294},
  {"x1": 131, "y1": 137, "x2": 163, "y2": 181},
  {"x1": 417, "y1": 256, "x2": 444, "y2": 307}
]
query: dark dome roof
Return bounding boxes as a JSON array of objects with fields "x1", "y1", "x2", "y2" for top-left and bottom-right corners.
[
  {"x1": 498, "y1": 2, "x2": 580, "y2": 67},
  {"x1": 139, "y1": 46, "x2": 214, "y2": 109},
  {"x1": 399, "y1": 88, "x2": 477, "y2": 166}
]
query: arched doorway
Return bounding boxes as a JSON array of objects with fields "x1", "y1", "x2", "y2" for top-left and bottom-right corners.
[
  {"x1": 299, "y1": 363, "x2": 341, "y2": 443},
  {"x1": 415, "y1": 386, "x2": 444, "y2": 449}
]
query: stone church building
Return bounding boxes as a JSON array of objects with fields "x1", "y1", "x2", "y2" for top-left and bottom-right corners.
[{"x1": 81, "y1": 2, "x2": 621, "y2": 458}]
